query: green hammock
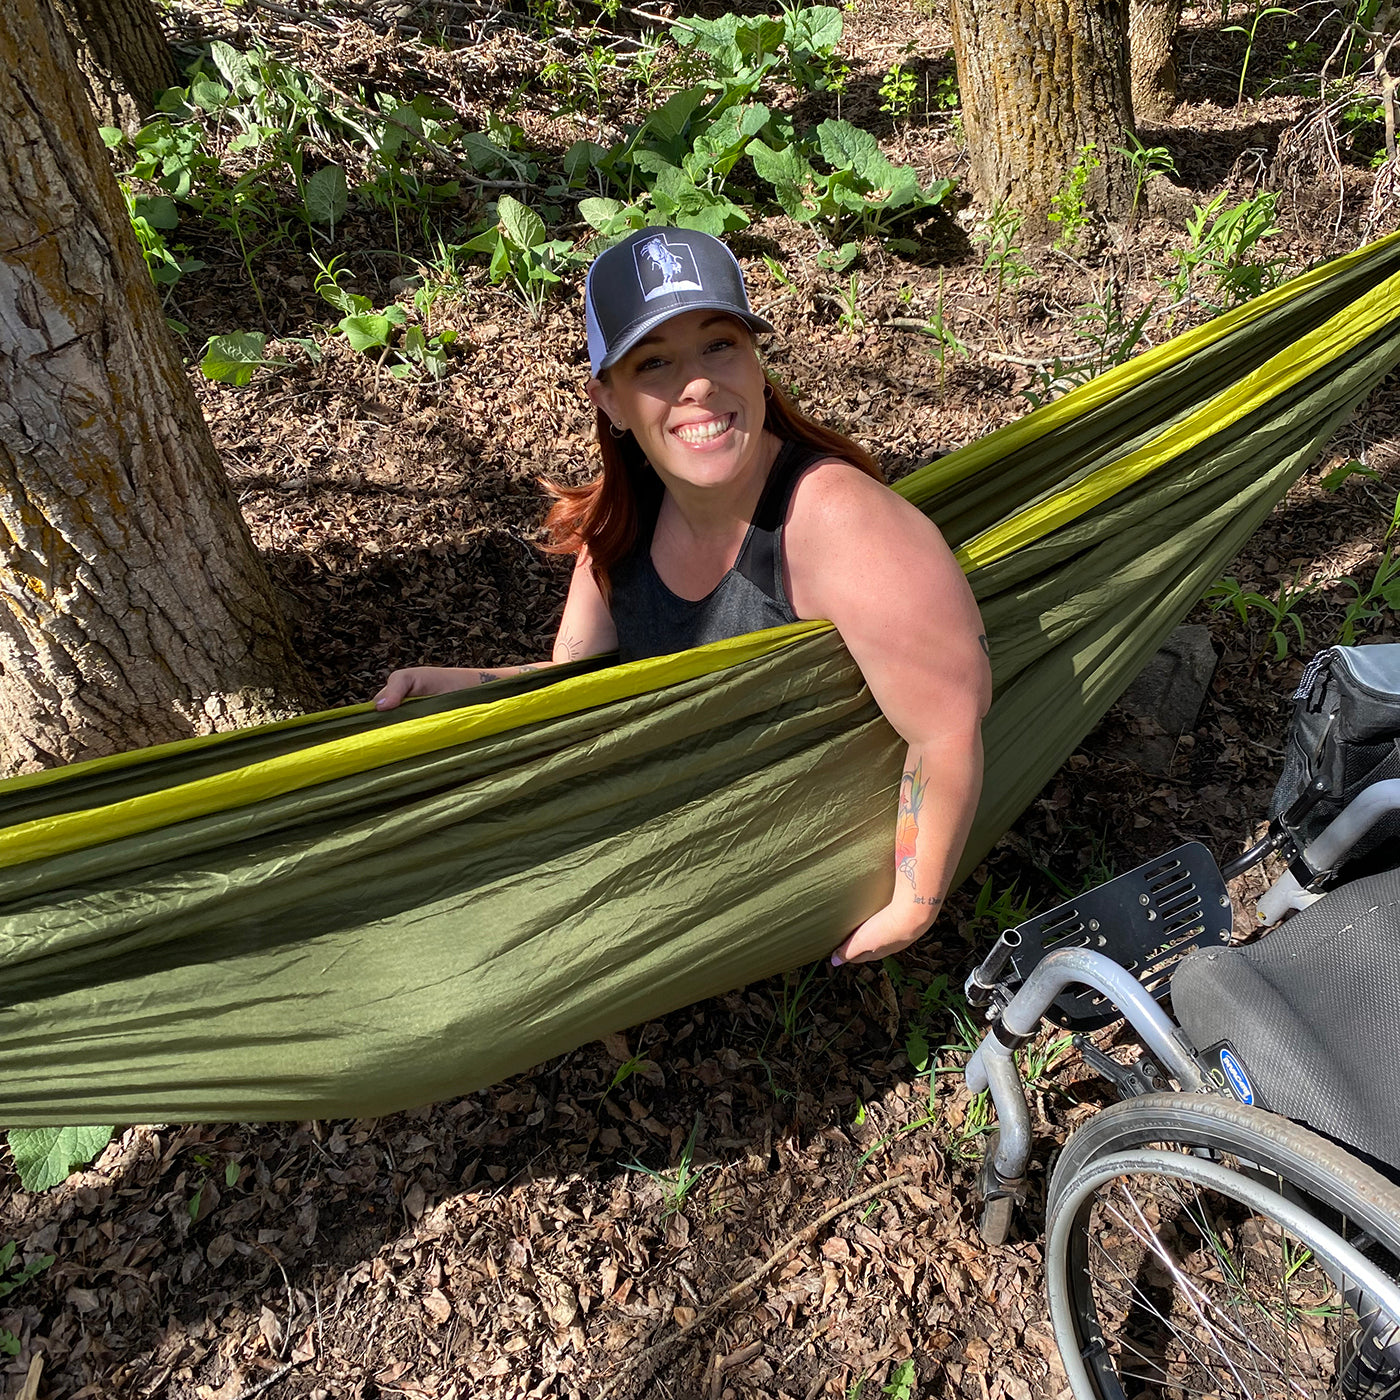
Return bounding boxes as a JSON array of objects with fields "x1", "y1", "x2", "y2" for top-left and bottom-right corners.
[{"x1": 5, "y1": 232, "x2": 1400, "y2": 1127}]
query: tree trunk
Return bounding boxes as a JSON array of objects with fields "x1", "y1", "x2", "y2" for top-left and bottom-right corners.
[
  {"x1": 52, "y1": 0, "x2": 175, "y2": 133},
  {"x1": 0, "y1": 0, "x2": 316, "y2": 775},
  {"x1": 1129, "y1": 0, "x2": 1180, "y2": 122},
  {"x1": 948, "y1": 0, "x2": 1136, "y2": 235}
]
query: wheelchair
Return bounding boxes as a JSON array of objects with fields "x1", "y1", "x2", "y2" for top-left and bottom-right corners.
[{"x1": 964, "y1": 781, "x2": 1400, "y2": 1397}]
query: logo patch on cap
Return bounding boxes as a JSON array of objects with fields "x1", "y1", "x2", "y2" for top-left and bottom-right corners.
[{"x1": 634, "y1": 234, "x2": 703, "y2": 302}]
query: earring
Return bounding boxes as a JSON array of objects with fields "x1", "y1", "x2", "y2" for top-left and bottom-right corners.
[{"x1": 608, "y1": 421, "x2": 627, "y2": 439}]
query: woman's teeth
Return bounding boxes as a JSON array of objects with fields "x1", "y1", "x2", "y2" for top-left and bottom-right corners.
[{"x1": 673, "y1": 415, "x2": 733, "y2": 444}]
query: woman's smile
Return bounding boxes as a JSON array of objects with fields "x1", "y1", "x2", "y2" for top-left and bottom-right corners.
[{"x1": 671, "y1": 412, "x2": 736, "y2": 447}]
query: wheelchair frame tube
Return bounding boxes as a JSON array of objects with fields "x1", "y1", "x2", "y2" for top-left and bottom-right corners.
[
  {"x1": 1304, "y1": 778, "x2": 1400, "y2": 874},
  {"x1": 966, "y1": 948, "x2": 1206, "y2": 1187}
]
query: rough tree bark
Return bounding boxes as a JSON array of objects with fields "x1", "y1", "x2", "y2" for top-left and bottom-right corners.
[
  {"x1": 0, "y1": 0, "x2": 316, "y2": 775},
  {"x1": 948, "y1": 0, "x2": 1136, "y2": 234},
  {"x1": 1129, "y1": 0, "x2": 1180, "y2": 122},
  {"x1": 52, "y1": 0, "x2": 175, "y2": 132}
]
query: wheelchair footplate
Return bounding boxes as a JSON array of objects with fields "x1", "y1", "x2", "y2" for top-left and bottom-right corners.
[{"x1": 995, "y1": 842, "x2": 1233, "y2": 1030}]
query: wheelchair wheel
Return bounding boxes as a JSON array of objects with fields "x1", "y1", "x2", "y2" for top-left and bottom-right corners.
[{"x1": 1044, "y1": 1094, "x2": 1400, "y2": 1400}]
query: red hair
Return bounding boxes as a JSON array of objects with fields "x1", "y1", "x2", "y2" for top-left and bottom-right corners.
[{"x1": 541, "y1": 375, "x2": 883, "y2": 596}]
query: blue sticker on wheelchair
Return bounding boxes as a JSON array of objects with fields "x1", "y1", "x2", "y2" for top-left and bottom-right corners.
[
  {"x1": 1218, "y1": 1048, "x2": 1254, "y2": 1105},
  {"x1": 1200, "y1": 1040, "x2": 1263, "y2": 1108}
]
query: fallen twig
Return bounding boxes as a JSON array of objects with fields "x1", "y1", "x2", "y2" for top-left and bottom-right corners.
[
  {"x1": 232, "y1": 1363, "x2": 295, "y2": 1400},
  {"x1": 595, "y1": 1172, "x2": 912, "y2": 1399}
]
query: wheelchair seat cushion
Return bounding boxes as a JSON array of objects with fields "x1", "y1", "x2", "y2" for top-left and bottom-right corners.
[{"x1": 1173, "y1": 867, "x2": 1400, "y2": 1171}]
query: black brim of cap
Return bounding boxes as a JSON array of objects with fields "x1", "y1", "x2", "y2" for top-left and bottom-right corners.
[{"x1": 597, "y1": 304, "x2": 776, "y2": 374}]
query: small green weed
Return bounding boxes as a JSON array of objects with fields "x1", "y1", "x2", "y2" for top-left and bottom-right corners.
[
  {"x1": 883, "y1": 1358, "x2": 919, "y2": 1400},
  {"x1": 1207, "y1": 572, "x2": 1319, "y2": 658},
  {"x1": 1165, "y1": 189, "x2": 1286, "y2": 314},
  {"x1": 1049, "y1": 143, "x2": 1100, "y2": 251},
  {"x1": 921, "y1": 274, "x2": 966, "y2": 395},
  {"x1": 973, "y1": 204, "x2": 1034, "y2": 329},
  {"x1": 626, "y1": 1114, "x2": 713, "y2": 1216},
  {"x1": 1338, "y1": 550, "x2": 1400, "y2": 644},
  {"x1": 1225, "y1": 4, "x2": 1291, "y2": 103},
  {"x1": 464, "y1": 195, "x2": 582, "y2": 319},
  {"x1": 878, "y1": 59, "x2": 918, "y2": 124},
  {"x1": 1022, "y1": 278, "x2": 1154, "y2": 406},
  {"x1": 312, "y1": 257, "x2": 457, "y2": 378},
  {"x1": 1, "y1": 1240, "x2": 56, "y2": 1355},
  {"x1": 1113, "y1": 131, "x2": 1178, "y2": 222},
  {"x1": 1321, "y1": 457, "x2": 1380, "y2": 492},
  {"x1": 837, "y1": 271, "x2": 866, "y2": 333}
]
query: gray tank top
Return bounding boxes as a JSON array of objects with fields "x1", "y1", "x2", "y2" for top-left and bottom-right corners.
[{"x1": 610, "y1": 440, "x2": 824, "y2": 662}]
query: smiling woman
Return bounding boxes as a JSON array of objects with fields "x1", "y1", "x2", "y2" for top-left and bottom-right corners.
[{"x1": 374, "y1": 228, "x2": 991, "y2": 964}]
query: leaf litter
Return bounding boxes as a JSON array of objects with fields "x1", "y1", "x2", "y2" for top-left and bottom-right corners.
[{"x1": 5, "y1": 0, "x2": 1400, "y2": 1393}]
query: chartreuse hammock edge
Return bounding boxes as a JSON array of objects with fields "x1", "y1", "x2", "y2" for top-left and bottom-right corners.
[
  {"x1": 6, "y1": 229, "x2": 1400, "y2": 867},
  {"x1": 4, "y1": 228, "x2": 1400, "y2": 1126}
]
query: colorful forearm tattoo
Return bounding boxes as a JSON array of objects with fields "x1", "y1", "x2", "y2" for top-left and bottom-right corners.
[{"x1": 895, "y1": 759, "x2": 926, "y2": 886}]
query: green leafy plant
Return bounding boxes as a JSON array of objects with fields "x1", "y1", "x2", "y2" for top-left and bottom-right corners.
[
  {"x1": 1049, "y1": 143, "x2": 1100, "y2": 250},
  {"x1": 1165, "y1": 189, "x2": 1286, "y2": 313},
  {"x1": 1207, "y1": 573, "x2": 1319, "y2": 658},
  {"x1": 464, "y1": 195, "x2": 581, "y2": 318},
  {"x1": 974, "y1": 205, "x2": 1033, "y2": 329},
  {"x1": 878, "y1": 60, "x2": 917, "y2": 124},
  {"x1": 1321, "y1": 457, "x2": 1379, "y2": 492},
  {"x1": 1113, "y1": 131, "x2": 1178, "y2": 221},
  {"x1": 0, "y1": 1240, "x2": 56, "y2": 1355},
  {"x1": 314, "y1": 259, "x2": 456, "y2": 377},
  {"x1": 7, "y1": 1125, "x2": 114, "y2": 1192},
  {"x1": 1338, "y1": 550, "x2": 1400, "y2": 644},
  {"x1": 626, "y1": 1114, "x2": 713, "y2": 1215},
  {"x1": 1022, "y1": 278, "x2": 1155, "y2": 406},
  {"x1": 748, "y1": 118, "x2": 953, "y2": 243},
  {"x1": 883, "y1": 1359, "x2": 918, "y2": 1400},
  {"x1": 837, "y1": 271, "x2": 866, "y2": 332},
  {"x1": 921, "y1": 272, "x2": 966, "y2": 394},
  {"x1": 1225, "y1": 3, "x2": 1291, "y2": 103},
  {"x1": 201, "y1": 331, "x2": 278, "y2": 386}
]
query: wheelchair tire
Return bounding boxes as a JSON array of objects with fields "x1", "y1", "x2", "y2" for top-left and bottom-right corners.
[{"x1": 1044, "y1": 1094, "x2": 1400, "y2": 1400}]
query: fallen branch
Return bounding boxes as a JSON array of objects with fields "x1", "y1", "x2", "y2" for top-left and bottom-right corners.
[
  {"x1": 232, "y1": 1363, "x2": 295, "y2": 1400},
  {"x1": 595, "y1": 1172, "x2": 912, "y2": 1399}
]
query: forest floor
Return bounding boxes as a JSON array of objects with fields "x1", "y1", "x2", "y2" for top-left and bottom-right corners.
[{"x1": 5, "y1": 0, "x2": 1400, "y2": 1395}]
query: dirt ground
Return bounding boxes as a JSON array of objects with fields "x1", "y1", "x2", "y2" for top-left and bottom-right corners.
[{"x1": 4, "y1": 0, "x2": 1400, "y2": 1395}]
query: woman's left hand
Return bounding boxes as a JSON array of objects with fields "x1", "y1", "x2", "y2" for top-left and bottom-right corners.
[{"x1": 831, "y1": 899, "x2": 936, "y2": 966}]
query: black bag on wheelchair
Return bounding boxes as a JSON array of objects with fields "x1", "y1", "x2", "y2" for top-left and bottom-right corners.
[{"x1": 1269, "y1": 642, "x2": 1400, "y2": 884}]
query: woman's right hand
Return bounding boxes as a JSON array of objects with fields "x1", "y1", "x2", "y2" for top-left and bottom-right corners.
[{"x1": 373, "y1": 666, "x2": 481, "y2": 710}]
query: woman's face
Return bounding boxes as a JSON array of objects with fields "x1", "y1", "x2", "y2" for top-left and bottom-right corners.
[{"x1": 587, "y1": 309, "x2": 771, "y2": 496}]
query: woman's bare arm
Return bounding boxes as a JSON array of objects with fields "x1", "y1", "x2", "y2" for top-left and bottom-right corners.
[
  {"x1": 374, "y1": 551, "x2": 619, "y2": 710},
  {"x1": 785, "y1": 463, "x2": 992, "y2": 964}
]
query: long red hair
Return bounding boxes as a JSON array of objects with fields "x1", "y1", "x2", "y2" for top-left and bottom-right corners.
[{"x1": 541, "y1": 374, "x2": 883, "y2": 595}]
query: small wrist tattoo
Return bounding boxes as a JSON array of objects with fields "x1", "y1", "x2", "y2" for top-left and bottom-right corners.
[{"x1": 478, "y1": 671, "x2": 499, "y2": 683}]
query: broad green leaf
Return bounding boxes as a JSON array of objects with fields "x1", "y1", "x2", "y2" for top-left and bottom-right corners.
[
  {"x1": 340, "y1": 314, "x2": 395, "y2": 352},
  {"x1": 460, "y1": 131, "x2": 509, "y2": 174},
  {"x1": 209, "y1": 41, "x2": 256, "y2": 96},
  {"x1": 304, "y1": 164, "x2": 348, "y2": 225},
  {"x1": 905, "y1": 1026, "x2": 930, "y2": 1074},
  {"x1": 200, "y1": 332, "x2": 270, "y2": 387},
  {"x1": 563, "y1": 139, "x2": 609, "y2": 184},
  {"x1": 578, "y1": 196, "x2": 624, "y2": 230},
  {"x1": 783, "y1": 5, "x2": 843, "y2": 56},
  {"x1": 817, "y1": 119, "x2": 885, "y2": 181},
  {"x1": 883, "y1": 1358, "x2": 917, "y2": 1400},
  {"x1": 497, "y1": 195, "x2": 546, "y2": 251},
  {"x1": 642, "y1": 86, "x2": 708, "y2": 146},
  {"x1": 317, "y1": 281, "x2": 371, "y2": 317},
  {"x1": 189, "y1": 76, "x2": 230, "y2": 111},
  {"x1": 8, "y1": 1126, "x2": 114, "y2": 1192},
  {"x1": 99, "y1": 126, "x2": 124, "y2": 149},
  {"x1": 133, "y1": 194, "x2": 179, "y2": 230}
]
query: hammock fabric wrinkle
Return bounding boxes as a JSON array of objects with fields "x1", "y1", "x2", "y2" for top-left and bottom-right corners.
[{"x1": 5, "y1": 232, "x2": 1400, "y2": 1125}]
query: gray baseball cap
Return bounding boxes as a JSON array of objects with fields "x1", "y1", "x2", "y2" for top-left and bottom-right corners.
[{"x1": 584, "y1": 228, "x2": 775, "y2": 377}]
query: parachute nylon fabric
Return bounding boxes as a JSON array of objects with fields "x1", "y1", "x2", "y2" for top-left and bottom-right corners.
[{"x1": 4, "y1": 231, "x2": 1400, "y2": 1124}]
